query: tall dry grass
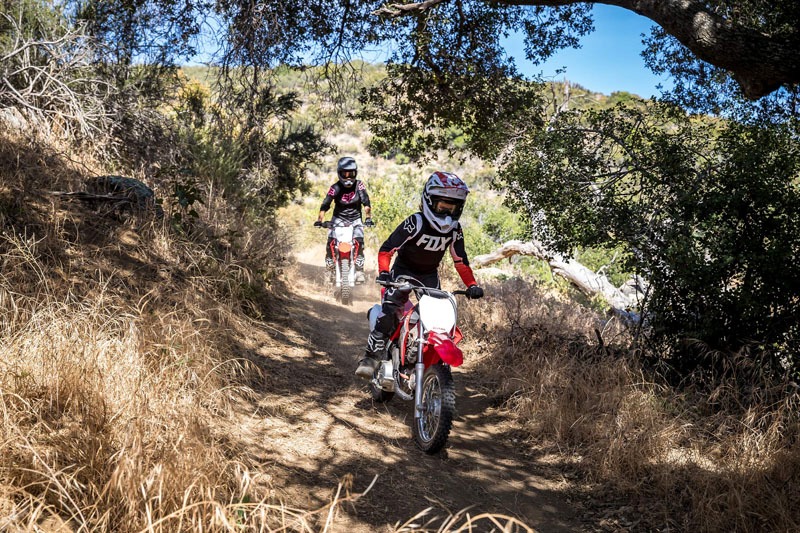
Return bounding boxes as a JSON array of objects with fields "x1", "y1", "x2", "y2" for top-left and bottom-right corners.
[
  {"x1": 0, "y1": 229, "x2": 277, "y2": 531},
  {"x1": 463, "y1": 277, "x2": 800, "y2": 532},
  {"x1": 0, "y1": 131, "x2": 358, "y2": 531}
]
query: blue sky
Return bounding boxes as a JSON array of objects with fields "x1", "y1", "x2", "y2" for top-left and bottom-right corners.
[{"x1": 504, "y1": 5, "x2": 672, "y2": 98}]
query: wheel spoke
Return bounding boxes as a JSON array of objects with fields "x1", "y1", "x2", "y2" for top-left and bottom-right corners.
[{"x1": 419, "y1": 374, "x2": 442, "y2": 441}]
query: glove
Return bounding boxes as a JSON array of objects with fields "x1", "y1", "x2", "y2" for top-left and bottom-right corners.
[
  {"x1": 313, "y1": 220, "x2": 323, "y2": 227},
  {"x1": 376, "y1": 271, "x2": 391, "y2": 284},
  {"x1": 465, "y1": 285, "x2": 484, "y2": 299},
  {"x1": 364, "y1": 217, "x2": 375, "y2": 227}
]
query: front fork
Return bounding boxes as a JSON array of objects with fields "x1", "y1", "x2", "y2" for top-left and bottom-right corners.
[
  {"x1": 335, "y1": 256, "x2": 342, "y2": 286},
  {"x1": 413, "y1": 341, "x2": 425, "y2": 420}
]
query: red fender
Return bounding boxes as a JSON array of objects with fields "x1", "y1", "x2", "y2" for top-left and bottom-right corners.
[{"x1": 424, "y1": 330, "x2": 463, "y2": 367}]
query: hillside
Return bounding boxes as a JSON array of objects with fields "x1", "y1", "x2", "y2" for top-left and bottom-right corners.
[{"x1": 0, "y1": 130, "x2": 593, "y2": 531}]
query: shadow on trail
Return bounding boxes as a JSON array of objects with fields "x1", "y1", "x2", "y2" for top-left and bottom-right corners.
[{"x1": 237, "y1": 254, "x2": 585, "y2": 532}]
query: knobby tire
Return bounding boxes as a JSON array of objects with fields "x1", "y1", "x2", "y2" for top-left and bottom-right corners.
[
  {"x1": 340, "y1": 259, "x2": 352, "y2": 306},
  {"x1": 413, "y1": 363, "x2": 455, "y2": 454}
]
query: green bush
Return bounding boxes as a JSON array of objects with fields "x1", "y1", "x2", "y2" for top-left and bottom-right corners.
[{"x1": 501, "y1": 101, "x2": 800, "y2": 376}]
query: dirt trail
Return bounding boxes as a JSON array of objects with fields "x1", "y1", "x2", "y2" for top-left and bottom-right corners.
[{"x1": 236, "y1": 245, "x2": 585, "y2": 532}]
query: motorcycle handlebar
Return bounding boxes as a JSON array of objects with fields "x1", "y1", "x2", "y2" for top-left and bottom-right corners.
[
  {"x1": 377, "y1": 279, "x2": 471, "y2": 298},
  {"x1": 316, "y1": 221, "x2": 371, "y2": 229}
]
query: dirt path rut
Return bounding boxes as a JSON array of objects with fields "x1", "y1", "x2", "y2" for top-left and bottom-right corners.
[{"x1": 235, "y1": 247, "x2": 584, "y2": 532}]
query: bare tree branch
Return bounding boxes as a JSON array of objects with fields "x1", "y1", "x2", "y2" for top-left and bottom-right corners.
[
  {"x1": 0, "y1": 12, "x2": 112, "y2": 140},
  {"x1": 373, "y1": 0, "x2": 448, "y2": 17}
]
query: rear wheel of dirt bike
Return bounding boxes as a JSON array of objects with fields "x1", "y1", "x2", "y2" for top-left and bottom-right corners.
[
  {"x1": 413, "y1": 363, "x2": 455, "y2": 454},
  {"x1": 340, "y1": 259, "x2": 352, "y2": 305}
]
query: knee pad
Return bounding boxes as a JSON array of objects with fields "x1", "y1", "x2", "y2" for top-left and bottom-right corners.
[{"x1": 375, "y1": 309, "x2": 399, "y2": 337}]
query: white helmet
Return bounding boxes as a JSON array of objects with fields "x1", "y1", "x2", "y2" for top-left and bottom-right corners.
[{"x1": 421, "y1": 171, "x2": 469, "y2": 232}]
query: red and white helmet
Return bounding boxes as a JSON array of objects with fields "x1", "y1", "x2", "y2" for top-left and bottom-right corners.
[{"x1": 421, "y1": 171, "x2": 469, "y2": 232}]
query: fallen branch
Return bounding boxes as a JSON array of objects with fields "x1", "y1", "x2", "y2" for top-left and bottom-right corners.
[{"x1": 474, "y1": 240, "x2": 646, "y2": 324}]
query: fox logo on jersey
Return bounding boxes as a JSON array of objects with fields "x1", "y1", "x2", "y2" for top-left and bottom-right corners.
[
  {"x1": 403, "y1": 216, "x2": 418, "y2": 234},
  {"x1": 416, "y1": 234, "x2": 452, "y2": 252}
]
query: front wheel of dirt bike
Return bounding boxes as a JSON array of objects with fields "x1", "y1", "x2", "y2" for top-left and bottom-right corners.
[
  {"x1": 413, "y1": 363, "x2": 455, "y2": 454},
  {"x1": 340, "y1": 259, "x2": 352, "y2": 305}
]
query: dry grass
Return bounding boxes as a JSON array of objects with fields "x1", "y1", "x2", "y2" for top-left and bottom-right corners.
[
  {"x1": 463, "y1": 276, "x2": 800, "y2": 531},
  {"x1": 0, "y1": 132, "x2": 329, "y2": 531},
  {"x1": 0, "y1": 225, "x2": 276, "y2": 531},
  {"x1": 1, "y1": 132, "x2": 532, "y2": 532},
  {"x1": 395, "y1": 508, "x2": 534, "y2": 532}
]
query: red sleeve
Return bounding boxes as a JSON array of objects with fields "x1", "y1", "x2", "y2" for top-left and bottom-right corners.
[
  {"x1": 450, "y1": 225, "x2": 476, "y2": 286},
  {"x1": 378, "y1": 251, "x2": 392, "y2": 273},
  {"x1": 454, "y1": 262, "x2": 477, "y2": 287}
]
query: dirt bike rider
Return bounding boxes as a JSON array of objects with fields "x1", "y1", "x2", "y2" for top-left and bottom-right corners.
[
  {"x1": 314, "y1": 156, "x2": 374, "y2": 284},
  {"x1": 356, "y1": 171, "x2": 484, "y2": 380}
]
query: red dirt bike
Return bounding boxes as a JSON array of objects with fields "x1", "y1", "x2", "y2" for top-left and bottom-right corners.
[
  {"x1": 367, "y1": 275, "x2": 471, "y2": 454},
  {"x1": 319, "y1": 220, "x2": 364, "y2": 306}
]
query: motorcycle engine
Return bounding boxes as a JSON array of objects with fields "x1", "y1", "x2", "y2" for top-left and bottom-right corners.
[
  {"x1": 378, "y1": 359, "x2": 395, "y2": 390},
  {"x1": 402, "y1": 325, "x2": 419, "y2": 364}
]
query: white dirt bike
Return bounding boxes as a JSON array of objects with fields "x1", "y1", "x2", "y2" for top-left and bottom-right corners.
[
  {"x1": 367, "y1": 275, "x2": 474, "y2": 454},
  {"x1": 319, "y1": 220, "x2": 364, "y2": 306}
]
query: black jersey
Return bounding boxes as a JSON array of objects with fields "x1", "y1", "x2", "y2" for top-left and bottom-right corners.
[
  {"x1": 378, "y1": 213, "x2": 470, "y2": 275},
  {"x1": 320, "y1": 180, "x2": 371, "y2": 222}
]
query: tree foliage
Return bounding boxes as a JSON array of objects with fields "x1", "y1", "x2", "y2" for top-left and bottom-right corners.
[
  {"x1": 0, "y1": 0, "x2": 111, "y2": 138},
  {"x1": 0, "y1": 0, "x2": 331, "y2": 215},
  {"x1": 376, "y1": 0, "x2": 800, "y2": 100},
  {"x1": 501, "y1": 101, "x2": 800, "y2": 368}
]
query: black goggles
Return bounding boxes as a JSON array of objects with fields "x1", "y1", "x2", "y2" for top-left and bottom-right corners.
[{"x1": 432, "y1": 198, "x2": 460, "y2": 215}]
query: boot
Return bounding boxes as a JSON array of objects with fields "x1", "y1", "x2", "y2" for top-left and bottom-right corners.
[
  {"x1": 325, "y1": 257, "x2": 335, "y2": 285},
  {"x1": 354, "y1": 255, "x2": 366, "y2": 284},
  {"x1": 355, "y1": 331, "x2": 386, "y2": 380},
  {"x1": 355, "y1": 355, "x2": 379, "y2": 380}
]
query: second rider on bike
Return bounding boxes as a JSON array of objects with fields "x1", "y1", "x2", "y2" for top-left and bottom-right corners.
[{"x1": 315, "y1": 156, "x2": 374, "y2": 284}]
